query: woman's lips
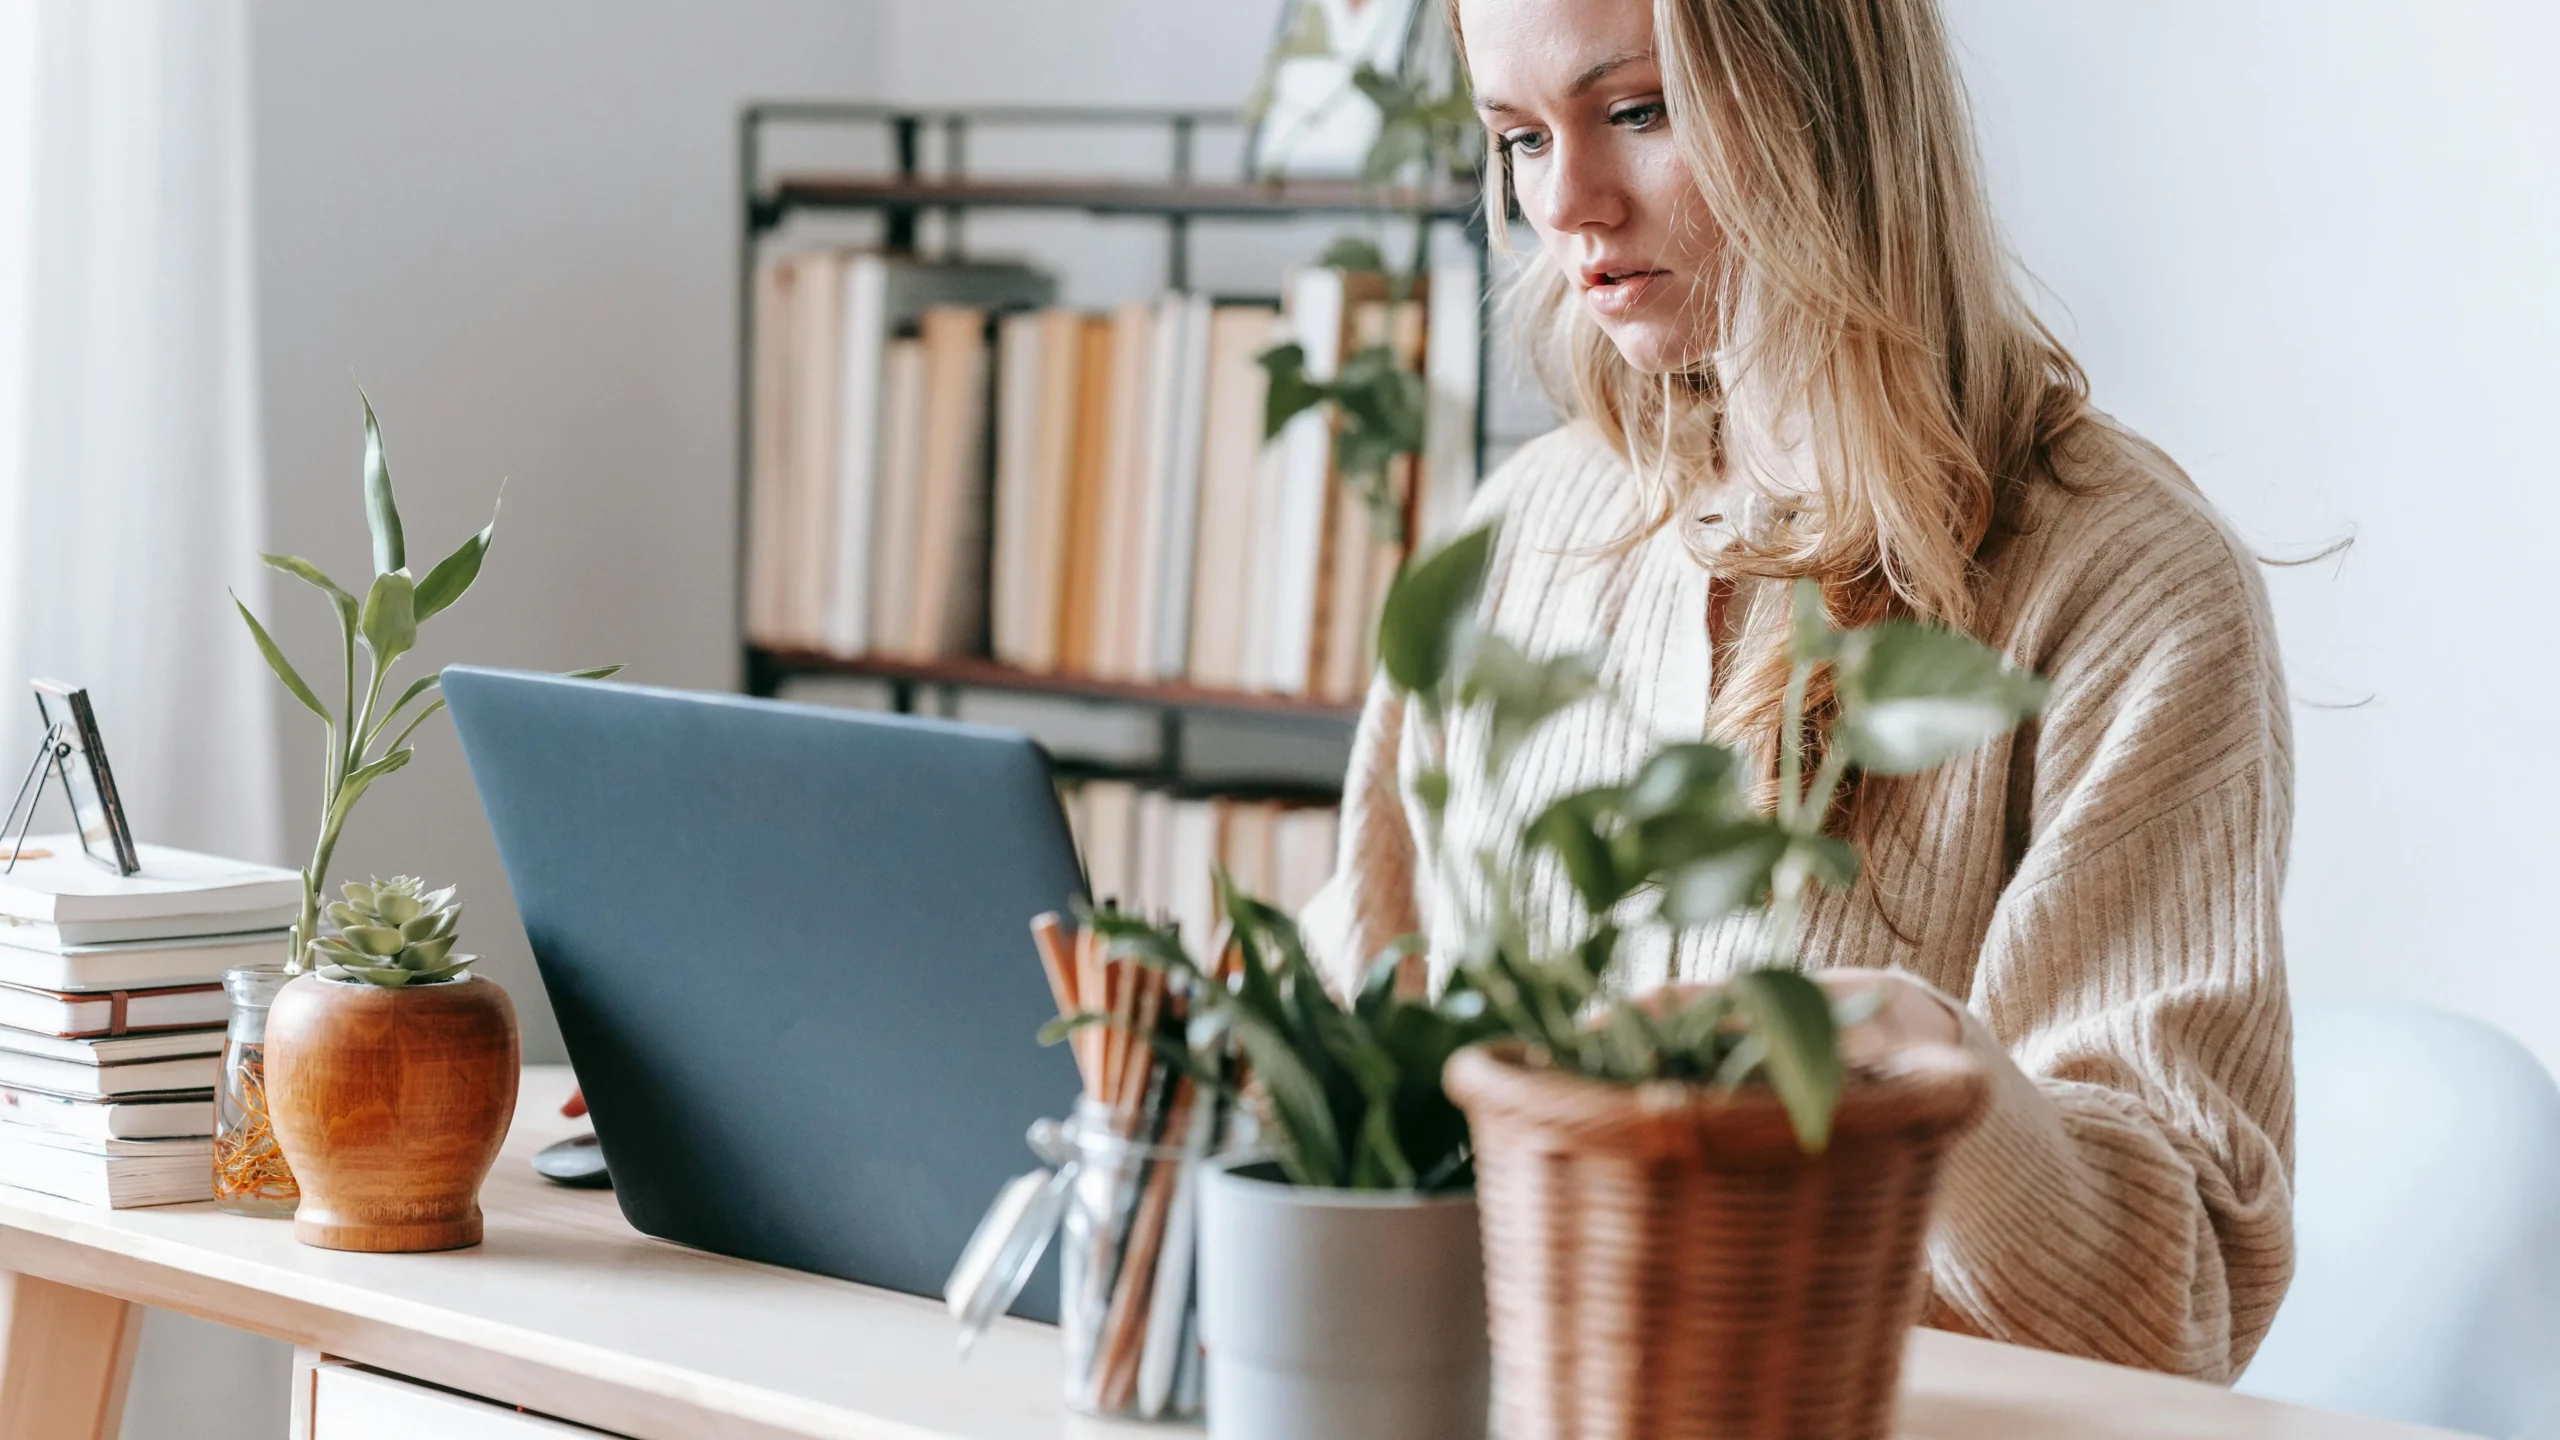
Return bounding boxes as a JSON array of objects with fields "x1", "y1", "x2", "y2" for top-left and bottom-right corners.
[{"x1": 1581, "y1": 269, "x2": 1666, "y2": 320}]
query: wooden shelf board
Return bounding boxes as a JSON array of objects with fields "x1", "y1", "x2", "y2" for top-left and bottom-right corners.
[
  {"x1": 753, "y1": 649, "x2": 1364, "y2": 723},
  {"x1": 762, "y1": 176, "x2": 1479, "y2": 222}
]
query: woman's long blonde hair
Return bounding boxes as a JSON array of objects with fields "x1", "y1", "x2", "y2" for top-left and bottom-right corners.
[{"x1": 1452, "y1": 0, "x2": 2089, "y2": 807}]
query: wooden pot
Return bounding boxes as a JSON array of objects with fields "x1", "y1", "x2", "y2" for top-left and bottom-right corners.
[
  {"x1": 265, "y1": 972, "x2": 520, "y2": 1253},
  {"x1": 1443, "y1": 1040, "x2": 1987, "y2": 1440}
]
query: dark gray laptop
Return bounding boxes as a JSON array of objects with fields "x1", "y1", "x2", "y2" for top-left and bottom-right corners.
[{"x1": 443, "y1": 667, "x2": 1084, "y2": 1319}]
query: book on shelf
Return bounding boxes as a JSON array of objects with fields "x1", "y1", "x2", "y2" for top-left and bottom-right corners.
[
  {"x1": 0, "y1": 838, "x2": 299, "y2": 926},
  {"x1": 0, "y1": 1084, "x2": 213, "y2": 1141},
  {"x1": 1061, "y1": 779, "x2": 1341, "y2": 949},
  {"x1": 0, "y1": 931, "x2": 283, "y2": 992},
  {"x1": 746, "y1": 253, "x2": 1483, "y2": 706},
  {"x1": 0, "y1": 980, "x2": 224, "y2": 1039},
  {"x1": 746, "y1": 250, "x2": 1056, "y2": 657},
  {"x1": 0, "y1": 1127, "x2": 212, "y2": 1208},
  {"x1": 0, "y1": 1049, "x2": 218, "y2": 1100}
]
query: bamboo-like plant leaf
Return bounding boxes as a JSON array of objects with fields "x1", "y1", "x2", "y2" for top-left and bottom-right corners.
[
  {"x1": 359, "y1": 390, "x2": 405, "y2": 575},
  {"x1": 385, "y1": 698, "x2": 446, "y2": 757},
  {"x1": 324, "y1": 746, "x2": 414, "y2": 832},
  {"x1": 565, "y1": 664, "x2": 626, "y2": 681},
  {"x1": 261, "y1": 553, "x2": 361, "y2": 631},
  {"x1": 232, "y1": 594, "x2": 330, "y2": 721},
  {"x1": 359, "y1": 570, "x2": 418, "y2": 664},
  {"x1": 1378, "y1": 523, "x2": 1495, "y2": 698},
  {"x1": 382, "y1": 673, "x2": 441, "y2": 725},
  {"x1": 413, "y1": 496, "x2": 499, "y2": 623},
  {"x1": 1729, "y1": 968, "x2": 1843, "y2": 1152}
]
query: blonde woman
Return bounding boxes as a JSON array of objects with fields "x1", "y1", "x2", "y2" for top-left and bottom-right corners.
[{"x1": 1305, "y1": 0, "x2": 2292, "y2": 1384}]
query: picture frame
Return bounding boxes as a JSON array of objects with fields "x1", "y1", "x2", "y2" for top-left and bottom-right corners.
[{"x1": 30, "y1": 681, "x2": 139, "y2": 875}]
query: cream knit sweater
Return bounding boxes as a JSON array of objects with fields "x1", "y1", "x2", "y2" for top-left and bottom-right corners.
[{"x1": 1302, "y1": 415, "x2": 2294, "y2": 1383}]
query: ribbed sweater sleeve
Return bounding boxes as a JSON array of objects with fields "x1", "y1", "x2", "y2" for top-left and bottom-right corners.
[{"x1": 1920, "y1": 478, "x2": 2296, "y2": 1382}]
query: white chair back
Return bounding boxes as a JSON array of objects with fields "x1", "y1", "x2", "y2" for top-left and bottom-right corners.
[{"x1": 2239, "y1": 999, "x2": 2560, "y2": 1437}]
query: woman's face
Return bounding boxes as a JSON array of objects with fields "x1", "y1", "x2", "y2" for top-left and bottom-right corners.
[{"x1": 1459, "y1": 0, "x2": 1721, "y2": 374}]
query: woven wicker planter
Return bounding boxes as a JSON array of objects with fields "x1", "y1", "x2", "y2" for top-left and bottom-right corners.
[{"x1": 1443, "y1": 1039, "x2": 1987, "y2": 1440}]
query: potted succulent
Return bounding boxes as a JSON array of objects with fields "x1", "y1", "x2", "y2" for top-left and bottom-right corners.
[
  {"x1": 1069, "y1": 886, "x2": 1504, "y2": 1440},
  {"x1": 231, "y1": 394, "x2": 615, "y2": 1248},
  {"x1": 266, "y1": 875, "x2": 519, "y2": 1251},
  {"x1": 1380, "y1": 526, "x2": 2045, "y2": 1440}
]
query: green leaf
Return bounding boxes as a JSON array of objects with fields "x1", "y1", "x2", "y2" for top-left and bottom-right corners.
[
  {"x1": 1656, "y1": 821, "x2": 1791, "y2": 926},
  {"x1": 1258, "y1": 342, "x2": 1328, "y2": 441},
  {"x1": 1729, "y1": 968, "x2": 1843, "y2": 1152},
  {"x1": 359, "y1": 390, "x2": 406, "y2": 575},
  {"x1": 1377, "y1": 523, "x2": 1496, "y2": 698},
  {"x1": 342, "y1": 924, "x2": 407, "y2": 957},
  {"x1": 359, "y1": 570, "x2": 419, "y2": 664},
  {"x1": 1789, "y1": 578, "x2": 1840, "y2": 662},
  {"x1": 341, "y1": 880, "x2": 378, "y2": 909},
  {"x1": 1458, "y1": 636, "x2": 1600, "y2": 766},
  {"x1": 401, "y1": 935, "x2": 456, "y2": 969},
  {"x1": 261, "y1": 553, "x2": 361, "y2": 629},
  {"x1": 383, "y1": 673, "x2": 442, "y2": 725},
  {"x1": 1413, "y1": 767, "x2": 1449, "y2": 818},
  {"x1": 1834, "y1": 622, "x2": 2048, "y2": 775},
  {"x1": 413, "y1": 496, "x2": 499, "y2": 623},
  {"x1": 325, "y1": 746, "x2": 415, "y2": 833},
  {"x1": 1526, "y1": 788, "x2": 1625, "y2": 914},
  {"x1": 1623, "y1": 743, "x2": 1745, "y2": 821},
  {"x1": 1797, "y1": 833, "x2": 1862, "y2": 892},
  {"x1": 566, "y1": 664, "x2": 626, "y2": 681},
  {"x1": 1317, "y1": 236, "x2": 1388, "y2": 274},
  {"x1": 232, "y1": 594, "x2": 330, "y2": 721}
]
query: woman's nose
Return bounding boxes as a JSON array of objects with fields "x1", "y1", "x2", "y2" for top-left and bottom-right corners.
[{"x1": 1537, "y1": 135, "x2": 1629, "y2": 236}]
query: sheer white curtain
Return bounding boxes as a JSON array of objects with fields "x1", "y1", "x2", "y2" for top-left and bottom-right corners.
[
  {"x1": 0, "y1": 4, "x2": 286, "y2": 1437},
  {"x1": 0, "y1": 0, "x2": 279, "y2": 862}
]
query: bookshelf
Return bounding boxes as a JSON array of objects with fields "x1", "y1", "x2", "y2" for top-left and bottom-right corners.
[{"x1": 736, "y1": 102, "x2": 1489, "y2": 794}]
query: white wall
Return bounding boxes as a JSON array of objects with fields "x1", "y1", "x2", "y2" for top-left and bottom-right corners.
[
  {"x1": 1946, "y1": 0, "x2": 2560, "y2": 1068},
  {"x1": 250, "y1": 0, "x2": 885, "y2": 1069},
  {"x1": 127, "y1": 8, "x2": 886, "y2": 1438}
]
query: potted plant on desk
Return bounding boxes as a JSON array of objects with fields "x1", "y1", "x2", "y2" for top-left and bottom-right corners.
[
  {"x1": 1382, "y1": 527, "x2": 2045, "y2": 1440},
  {"x1": 1067, "y1": 887, "x2": 1503, "y2": 1440},
  {"x1": 230, "y1": 394, "x2": 616, "y2": 1248}
]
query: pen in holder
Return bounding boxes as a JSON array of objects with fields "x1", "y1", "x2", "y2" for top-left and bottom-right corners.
[{"x1": 947, "y1": 909, "x2": 1251, "y2": 1421}]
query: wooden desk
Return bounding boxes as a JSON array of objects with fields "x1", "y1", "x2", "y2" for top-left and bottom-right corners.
[{"x1": 0, "y1": 1067, "x2": 2458, "y2": 1440}]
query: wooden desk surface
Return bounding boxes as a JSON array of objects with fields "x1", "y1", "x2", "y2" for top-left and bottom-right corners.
[{"x1": 0, "y1": 1067, "x2": 2457, "y2": 1440}]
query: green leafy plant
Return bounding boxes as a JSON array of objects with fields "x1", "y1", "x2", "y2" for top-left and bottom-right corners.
[
  {"x1": 234, "y1": 394, "x2": 620, "y2": 973},
  {"x1": 1251, "y1": 28, "x2": 1481, "y2": 545},
  {"x1": 308, "y1": 875, "x2": 469, "y2": 987},
  {"x1": 1053, "y1": 878, "x2": 1505, "y2": 1193},
  {"x1": 1380, "y1": 524, "x2": 2049, "y2": 1149}
]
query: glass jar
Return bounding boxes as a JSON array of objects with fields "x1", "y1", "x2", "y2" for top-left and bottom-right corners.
[
  {"x1": 1054, "y1": 1098, "x2": 1211, "y2": 1420},
  {"x1": 212, "y1": 965, "x2": 298, "y2": 1217},
  {"x1": 949, "y1": 1094, "x2": 1244, "y2": 1422}
]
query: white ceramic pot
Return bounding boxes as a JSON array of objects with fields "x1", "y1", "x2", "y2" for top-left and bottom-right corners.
[{"x1": 1196, "y1": 1157, "x2": 1488, "y2": 1440}]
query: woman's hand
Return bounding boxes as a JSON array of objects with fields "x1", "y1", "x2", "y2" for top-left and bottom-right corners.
[{"x1": 1813, "y1": 968, "x2": 1967, "y2": 1065}]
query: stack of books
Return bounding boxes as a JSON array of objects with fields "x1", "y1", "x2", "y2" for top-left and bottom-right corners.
[
  {"x1": 0, "y1": 838, "x2": 299, "y2": 1208},
  {"x1": 1062, "y1": 779, "x2": 1340, "y2": 950},
  {"x1": 745, "y1": 254, "x2": 1481, "y2": 704}
]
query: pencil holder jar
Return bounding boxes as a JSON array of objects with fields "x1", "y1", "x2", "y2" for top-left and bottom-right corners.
[
  {"x1": 949, "y1": 1094, "x2": 1248, "y2": 1423},
  {"x1": 1054, "y1": 1096, "x2": 1223, "y2": 1419}
]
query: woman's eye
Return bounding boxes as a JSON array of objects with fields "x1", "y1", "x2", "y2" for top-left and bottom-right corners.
[
  {"x1": 1609, "y1": 102, "x2": 1666, "y2": 132},
  {"x1": 1499, "y1": 129, "x2": 1549, "y2": 158}
]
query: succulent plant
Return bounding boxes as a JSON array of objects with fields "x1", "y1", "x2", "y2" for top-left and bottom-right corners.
[{"x1": 309, "y1": 876, "x2": 471, "y2": 987}]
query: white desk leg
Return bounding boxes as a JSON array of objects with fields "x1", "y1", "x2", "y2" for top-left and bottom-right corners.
[
  {"x1": 289, "y1": 1347, "x2": 323, "y2": 1440},
  {"x1": 0, "y1": 1270, "x2": 141, "y2": 1440}
]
